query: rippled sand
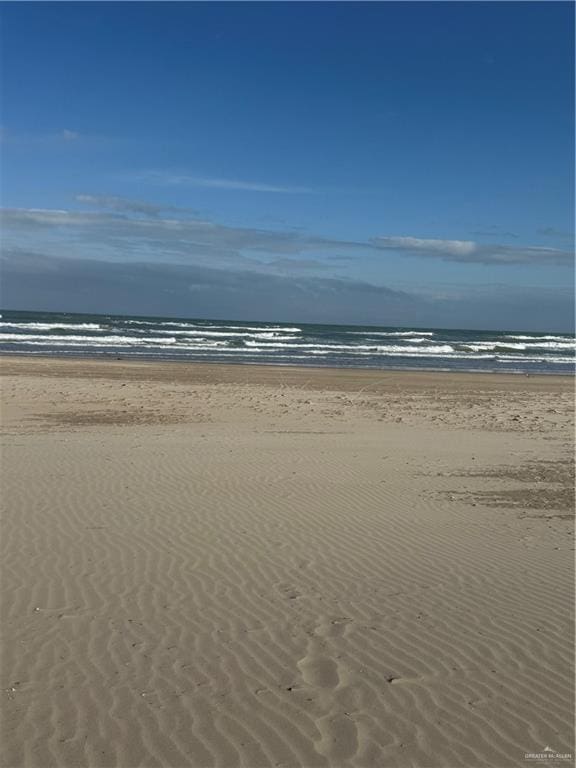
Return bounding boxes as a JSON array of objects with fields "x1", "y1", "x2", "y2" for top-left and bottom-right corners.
[{"x1": 1, "y1": 357, "x2": 574, "y2": 767}]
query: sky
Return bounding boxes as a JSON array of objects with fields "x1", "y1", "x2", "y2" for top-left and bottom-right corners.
[{"x1": 1, "y1": 1, "x2": 574, "y2": 331}]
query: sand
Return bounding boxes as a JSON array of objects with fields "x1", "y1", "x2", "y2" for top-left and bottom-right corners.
[{"x1": 1, "y1": 356, "x2": 574, "y2": 768}]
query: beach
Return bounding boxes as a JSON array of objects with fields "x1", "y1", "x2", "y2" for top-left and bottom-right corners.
[{"x1": 1, "y1": 356, "x2": 574, "y2": 768}]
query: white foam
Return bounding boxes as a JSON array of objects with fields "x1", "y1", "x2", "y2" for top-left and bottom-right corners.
[
  {"x1": 345, "y1": 330, "x2": 435, "y2": 337},
  {"x1": 147, "y1": 328, "x2": 300, "y2": 340},
  {"x1": 463, "y1": 341, "x2": 574, "y2": 352},
  {"x1": 2, "y1": 339, "x2": 233, "y2": 350},
  {"x1": 494, "y1": 354, "x2": 573, "y2": 364},
  {"x1": 504, "y1": 334, "x2": 573, "y2": 341},
  {"x1": 0, "y1": 333, "x2": 204, "y2": 346},
  {"x1": 124, "y1": 320, "x2": 302, "y2": 332},
  {"x1": 204, "y1": 325, "x2": 302, "y2": 333},
  {"x1": 243, "y1": 341, "x2": 455, "y2": 353},
  {"x1": 526, "y1": 341, "x2": 574, "y2": 350},
  {"x1": 0, "y1": 322, "x2": 103, "y2": 331}
]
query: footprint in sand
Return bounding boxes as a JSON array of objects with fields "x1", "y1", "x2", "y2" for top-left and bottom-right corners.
[
  {"x1": 297, "y1": 618, "x2": 362, "y2": 760},
  {"x1": 298, "y1": 653, "x2": 340, "y2": 689},
  {"x1": 315, "y1": 712, "x2": 359, "y2": 761},
  {"x1": 315, "y1": 617, "x2": 353, "y2": 639},
  {"x1": 298, "y1": 618, "x2": 355, "y2": 688}
]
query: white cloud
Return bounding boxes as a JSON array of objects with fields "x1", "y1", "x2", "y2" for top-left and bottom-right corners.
[
  {"x1": 375, "y1": 237, "x2": 478, "y2": 257},
  {"x1": 141, "y1": 171, "x2": 314, "y2": 194},
  {"x1": 75, "y1": 194, "x2": 200, "y2": 218},
  {"x1": 1, "y1": 205, "x2": 572, "y2": 269},
  {"x1": 371, "y1": 235, "x2": 572, "y2": 266}
]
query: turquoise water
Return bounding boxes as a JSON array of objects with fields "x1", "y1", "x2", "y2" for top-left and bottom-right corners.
[{"x1": 0, "y1": 309, "x2": 574, "y2": 374}]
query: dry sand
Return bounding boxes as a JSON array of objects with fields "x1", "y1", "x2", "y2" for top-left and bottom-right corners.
[{"x1": 1, "y1": 357, "x2": 574, "y2": 768}]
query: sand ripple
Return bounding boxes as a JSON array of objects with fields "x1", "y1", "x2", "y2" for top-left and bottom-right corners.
[{"x1": 1, "y1": 361, "x2": 573, "y2": 767}]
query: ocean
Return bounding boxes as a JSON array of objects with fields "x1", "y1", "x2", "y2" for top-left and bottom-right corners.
[{"x1": 0, "y1": 309, "x2": 574, "y2": 375}]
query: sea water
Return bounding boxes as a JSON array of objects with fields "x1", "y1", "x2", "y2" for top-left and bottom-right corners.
[{"x1": 0, "y1": 309, "x2": 574, "y2": 375}]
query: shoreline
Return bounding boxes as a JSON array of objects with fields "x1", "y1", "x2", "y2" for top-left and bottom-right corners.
[
  {"x1": 1, "y1": 351, "x2": 573, "y2": 379},
  {"x1": 1, "y1": 353, "x2": 574, "y2": 391}
]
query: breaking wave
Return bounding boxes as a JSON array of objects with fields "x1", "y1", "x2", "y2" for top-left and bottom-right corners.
[{"x1": 1, "y1": 311, "x2": 573, "y2": 374}]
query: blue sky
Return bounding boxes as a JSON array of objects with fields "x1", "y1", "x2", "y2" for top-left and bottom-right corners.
[{"x1": 1, "y1": 1, "x2": 574, "y2": 330}]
